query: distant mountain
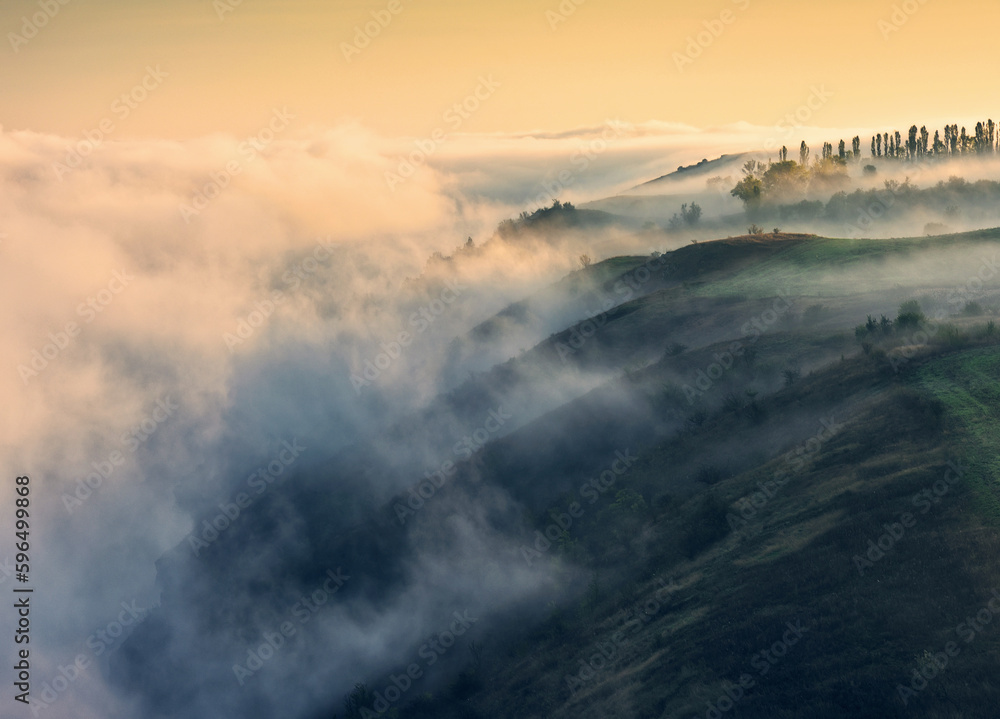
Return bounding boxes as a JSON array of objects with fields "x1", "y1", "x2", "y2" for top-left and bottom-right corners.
[{"x1": 628, "y1": 152, "x2": 755, "y2": 193}]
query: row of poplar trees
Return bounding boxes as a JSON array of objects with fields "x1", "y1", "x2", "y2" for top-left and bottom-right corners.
[{"x1": 776, "y1": 120, "x2": 998, "y2": 165}]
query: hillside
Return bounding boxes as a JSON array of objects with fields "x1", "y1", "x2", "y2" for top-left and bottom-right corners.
[{"x1": 113, "y1": 229, "x2": 1000, "y2": 719}]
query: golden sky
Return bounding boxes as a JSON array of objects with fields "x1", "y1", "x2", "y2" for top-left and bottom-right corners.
[{"x1": 0, "y1": 0, "x2": 995, "y2": 139}]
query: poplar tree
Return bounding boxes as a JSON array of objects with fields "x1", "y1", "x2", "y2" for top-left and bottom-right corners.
[{"x1": 933, "y1": 130, "x2": 944, "y2": 155}]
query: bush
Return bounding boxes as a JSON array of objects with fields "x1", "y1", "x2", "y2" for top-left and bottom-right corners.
[
  {"x1": 693, "y1": 465, "x2": 726, "y2": 485},
  {"x1": 896, "y1": 300, "x2": 925, "y2": 331},
  {"x1": 934, "y1": 324, "x2": 968, "y2": 349},
  {"x1": 681, "y1": 494, "x2": 731, "y2": 558},
  {"x1": 896, "y1": 312, "x2": 924, "y2": 331}
]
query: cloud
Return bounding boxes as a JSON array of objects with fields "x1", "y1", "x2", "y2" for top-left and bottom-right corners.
[{"x1": 8, "y1": 116, "x2": 989, "y2": 719}]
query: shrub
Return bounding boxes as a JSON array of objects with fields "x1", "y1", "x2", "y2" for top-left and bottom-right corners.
[
  {"x1": 896, "y1": 300, "x2": 925, "y2": 330},
  {"x1": 681, "y1": 494, "x2": 731, "y2": 558}
]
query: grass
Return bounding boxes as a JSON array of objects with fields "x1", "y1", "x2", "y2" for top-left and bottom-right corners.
[
  {"x1": 336, "y1": 229, "x2": 1000, "y2": 719},
  {"x1": 916, "y1": 345, "x2": 1000, "y2": 524}
]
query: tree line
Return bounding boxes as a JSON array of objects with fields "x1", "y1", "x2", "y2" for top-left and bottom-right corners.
[{"x1": 730, "y1": 119, "x2": 999, "y2": 209}]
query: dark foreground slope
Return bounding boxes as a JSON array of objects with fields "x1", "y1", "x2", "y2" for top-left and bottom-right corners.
[{"x1": 113, "y1": 229, "x2": 1000, "y2": 719}]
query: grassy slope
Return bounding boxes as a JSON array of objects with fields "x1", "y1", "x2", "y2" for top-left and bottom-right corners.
[
  {"x1": 464, "y1": 347, "x2": 1000, "y2": 719},
  {"x1": 372, "y1": 229, "x2": 1000, "y2": 719}
]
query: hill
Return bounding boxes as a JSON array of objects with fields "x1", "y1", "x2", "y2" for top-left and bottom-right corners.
[{"x1": 113, "y1": 229, "x2": 1000, "y2": 719}]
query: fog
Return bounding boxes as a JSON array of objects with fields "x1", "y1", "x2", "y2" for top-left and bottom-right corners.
[{"x1": 4, "y1": 117, "x2": 1000, "y2": 719}]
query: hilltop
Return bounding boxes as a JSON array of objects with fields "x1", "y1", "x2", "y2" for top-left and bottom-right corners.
[{"x1": 114, "y1": 228, "x2": 1000, "y2": 719}]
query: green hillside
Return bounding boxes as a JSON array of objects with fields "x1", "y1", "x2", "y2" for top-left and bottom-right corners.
[{"x1": 334, "y1": 229, "x2": 1000, "y2": 719}]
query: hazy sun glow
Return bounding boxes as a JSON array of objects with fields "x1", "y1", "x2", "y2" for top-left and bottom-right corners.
[{"x1": 1, "y1": 0, "x2": 994, "y2": 139}]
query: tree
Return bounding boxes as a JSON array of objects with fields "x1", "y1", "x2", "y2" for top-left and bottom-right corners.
[
  {"x1": 731, "y1": 175, "x2": 763, "y2": 208},
  {"x1": 682, "y1": 202, "x2": 702, "y2": 225},
  {"x1": 871, "y1": 136, "x2": 877, "y2": 158},
  {"x1": 669, "y1": 202, "x2": 702, "y2": 229},
  {"x1": 741, "y1": 159, "x2": 765, "y2": 179},
  {"x1": 762, "y1": 160, "x2": 807, "y2": 196},
  {"x1": 876, "y1": 134, "x2": 882, "y2": 157},
  {"x1": 779, "y1": 145, "x2": 788, "y2": 162},
  {"x1": 907, "y1": 125, "x2": 918, "y2": 160},
  {"x1": 839, "y1": 139, "x2": 847, "y2": 160},
  {"x1": 853, "y1": 136, "x2": 861, "y2": 160},
  {"x1": 342, "y1": 684, "x2": 375, "y2": 719},
  {"x1": 579, "y1": 254, "x2": 592, "y2": 268},
  {"x1": 920, "y1": 126, "x2": 929, "y2": 157},
  {"x1": 894, "y1": 131, "x2": 902, "y2": 158},
  {"x1": 933, "y1": 130, "x2": 945, "y2": 155},
  {"x1": 799, "y1": 141, "x2": 810, "y2": 166}
]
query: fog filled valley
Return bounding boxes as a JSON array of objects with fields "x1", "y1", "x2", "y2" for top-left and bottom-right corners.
[{"x1": 8, "y1": 116, "x2": 1000, "y2": 719}]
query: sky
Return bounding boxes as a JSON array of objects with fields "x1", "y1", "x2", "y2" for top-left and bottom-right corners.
[
  {"x1": 1, "y1": 0, "x2": 996, "y2": 140},
  {"x1": 4, "y1": 2, "x2": 1000, "y2": 718}
]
